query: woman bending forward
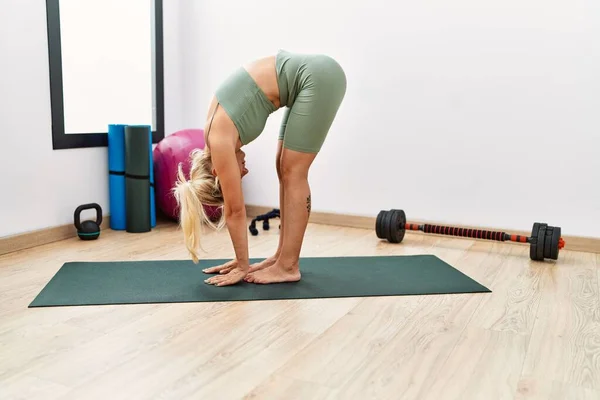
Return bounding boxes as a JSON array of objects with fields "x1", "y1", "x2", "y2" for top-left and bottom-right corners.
[{"x1": 174, "y1": 49, "x2": 347, "y2": 286}]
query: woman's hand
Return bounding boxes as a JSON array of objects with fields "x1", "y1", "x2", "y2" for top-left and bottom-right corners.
[
  {"x1": 204, "y1": 259, "x2": 249, "y2": 286},
  {"x1": 202, "y1": 259, "x2": 237, "y2": 275}
]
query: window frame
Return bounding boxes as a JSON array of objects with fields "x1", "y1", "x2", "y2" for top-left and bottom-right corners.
[{"x1": 45, "y1": 0, "x2": 165, "y2": 150}]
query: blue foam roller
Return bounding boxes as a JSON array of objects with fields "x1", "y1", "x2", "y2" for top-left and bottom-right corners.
[{"x1": 108, "y1": 124, "x2": 127, "y2": 230}]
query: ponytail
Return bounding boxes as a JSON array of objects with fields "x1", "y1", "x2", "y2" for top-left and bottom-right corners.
[{"x1": 173, "y1": 149, "x2": 225, "y2": 263}]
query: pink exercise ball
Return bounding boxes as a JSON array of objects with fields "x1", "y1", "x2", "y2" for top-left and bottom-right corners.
[{"x1": 153, "y1": 129, "x2": 222, "y2": 222}]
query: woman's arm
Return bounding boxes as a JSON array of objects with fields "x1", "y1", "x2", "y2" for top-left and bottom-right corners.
[{"x1": 204, "y1": 135, "x2": 249, "y2": 285}]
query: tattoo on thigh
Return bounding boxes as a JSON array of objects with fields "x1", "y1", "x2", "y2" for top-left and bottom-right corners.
[{"x1": 306, "y1": 194, "x2": 311, "y2": 214}]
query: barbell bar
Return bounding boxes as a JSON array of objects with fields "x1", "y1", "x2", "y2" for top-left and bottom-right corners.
[{"x1": 375, "y1": 209, "x2": 565, "y2": 261}]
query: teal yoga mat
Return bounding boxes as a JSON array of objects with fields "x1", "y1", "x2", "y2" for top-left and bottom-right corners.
[
  {"x1": 124, "y1": 125, "x2": 151, "y2": 233},
  {"x1": 29, "y1": 255, "x2": 490, "y2": 307}
]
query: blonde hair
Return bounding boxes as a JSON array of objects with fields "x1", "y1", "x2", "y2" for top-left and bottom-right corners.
[{"x1": 173, "y1": 148, "x2": 225, "y2": 263}]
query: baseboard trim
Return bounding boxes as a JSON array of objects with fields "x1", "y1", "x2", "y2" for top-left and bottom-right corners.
[
  {"x1": 246, "y1": 205, "x2": 600, "y2": 254},
  {"x1": 3, "y1": 207, "x2": 598, "y2": 257},
  {"x1": 0, "y1": 216, "x2": 111, "y2": 256}
]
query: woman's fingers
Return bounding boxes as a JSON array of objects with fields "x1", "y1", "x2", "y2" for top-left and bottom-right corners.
[
  {"x1": 202, "y1": 266, "x2": 222, "y2": 274},
  {"x1": 204, "y1": 268, "x2": 246, "y2": 286},
  {"x1": 204, "y1": 275, "x2": 228, "y2": 285},
  {"x1": 202, "y1": 260, "x2": 236, "y2": 274}
]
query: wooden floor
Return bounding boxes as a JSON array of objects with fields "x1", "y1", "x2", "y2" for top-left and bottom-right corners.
[{"x1": 1, "y1": 219, "x2": 599, "y2": 400}]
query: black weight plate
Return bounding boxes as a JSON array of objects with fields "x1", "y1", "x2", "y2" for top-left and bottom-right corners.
[
  {"x1": 376, "y1": 210, "x2": 386, "y2": 239},
  {"x1": 385, "y1": 210, "x2": 396, "y2": 243},
  {"x1": 385, "y1": 210, "x2": 397, "y2": 243},
  {"x1": 544, "y1": 227, "x2": 553, "y2": 259},
  {"x1": 551, "y1": 226, "x2": 561, "y2": 260},
  {"x1": 377, "y1": 210, "x2": 388, "y2": 241},
  {"x1": 536, "y1": 224, "x2": 547, "y2": 261},
  {"x1": 375, "y1": 210, "x2": 385, "y2": 239},
  {"x1": 388, "y1": 210, "x2": 405, "y2": 243},
  {"x1": 388, "y1": 209, "x2": 405, "y2": 242},
  {"x1": 397, "y1": 209, "x2": 407, "y2": 243},
  {"x1": 530, "y1": 223, "x2": 540, "y2": 260}
]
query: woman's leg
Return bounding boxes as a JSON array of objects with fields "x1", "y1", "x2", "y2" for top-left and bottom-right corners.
[
  {"x1": 244, "y1": 148, "x2": 315, "y2": 284},
  {"x1": 278, "y1": 148, "x2": 316, "y2": 264},
  {"x1": 245, "y1": 55, "x2": 346, "y2": 284},
  {"x1": 248, "y1": 139, "x2": 285, "y2": 272}
]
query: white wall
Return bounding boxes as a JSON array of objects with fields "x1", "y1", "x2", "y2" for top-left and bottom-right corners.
[
  {"x1": 2, "y1": 1, "x2": 598, "y2": 239},
  {"x1": 180, "y1": 0, "x2": 600, "y2": 237},
  {"x1": 0, "y1": 0, "x2": 185, "y2": 238}
]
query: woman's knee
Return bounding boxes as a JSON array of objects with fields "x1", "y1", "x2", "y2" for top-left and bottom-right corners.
[
  {"x1": 281, "y1": 163, "x2": 304, "y2": 184},
  {"x1": 280, "y1": 150, "x2": 316, "y2": 183}
]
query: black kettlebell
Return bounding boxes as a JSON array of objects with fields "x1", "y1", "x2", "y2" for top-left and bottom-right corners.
[{"x1": 74, "y1": 203, "x2": 103, "y2": 240}]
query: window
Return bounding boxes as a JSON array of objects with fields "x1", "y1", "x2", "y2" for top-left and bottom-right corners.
[{"x1": 46, "y1": 0, "x2": 164, "y2": 149}]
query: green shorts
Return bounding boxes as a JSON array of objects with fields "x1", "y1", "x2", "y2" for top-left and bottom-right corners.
[
  {"x1": 214, "y1": 50, "x2": 347, "y2": 154},
  {"x1": 276, "y1": 50, "x2": 347, "y2": 153}
]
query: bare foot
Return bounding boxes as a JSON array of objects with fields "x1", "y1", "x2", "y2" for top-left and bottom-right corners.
[
  {"x1": 244, "y1": 262, "x2": 301, "y2": 284},
  {"x1": 248, "y1": 255, "x2": 279, "y2": 273}
]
